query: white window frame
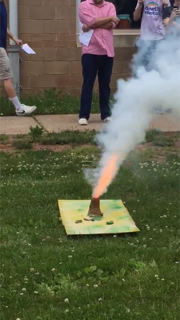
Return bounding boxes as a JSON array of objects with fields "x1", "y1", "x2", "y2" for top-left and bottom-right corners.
[
  {"x1": 76, "y1": 0, "x2": 81, "y2": 36},
  {"x1": 76, "y1": 0, "x2": 140, "y2": 36}
]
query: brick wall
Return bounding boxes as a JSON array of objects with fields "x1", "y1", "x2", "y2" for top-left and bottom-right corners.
[{"x1": 16, "y1": 0, "x2": 135, "y2": 95}]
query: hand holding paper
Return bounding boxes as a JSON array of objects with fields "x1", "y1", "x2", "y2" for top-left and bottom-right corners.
[
  {"x1": 22, "y1": 44, "x2": 36, "y2": 55},
  {"x1": 79, "y1": 22, "x2": 94, "y2": 47}
]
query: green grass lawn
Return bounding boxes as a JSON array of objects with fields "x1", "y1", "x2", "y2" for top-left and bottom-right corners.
[
  {"x1": 0, "y1": 139, "x2": 180, "y2": 320},
  {"x1": 0, "y1": 89, "x2": 99, "y2": 116}
]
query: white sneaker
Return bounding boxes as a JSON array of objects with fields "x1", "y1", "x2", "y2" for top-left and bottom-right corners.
[
  {"x1": 103, "y1": 117, "x2": 111, "y2": 123},
  {"x1": 155, "y1": 110, "x2": 164, "y2": 114},
  {"x1": 16, "y1": 104, "x2": 37, "y2": 116},
  {"x1": 78, "y1": 118, "x2": 88, "y2": 125}
]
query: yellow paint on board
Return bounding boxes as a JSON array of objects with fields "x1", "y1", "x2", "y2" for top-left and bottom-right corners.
[{"x1": 58, "y1": 199, "x2": 139, "y2": 235}]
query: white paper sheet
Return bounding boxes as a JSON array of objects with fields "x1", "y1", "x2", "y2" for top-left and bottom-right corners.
[
  {"x1": 22, "y1": 44, "x2": 36, "y2": 55},
  {"x1": 79, "y1": 22, "x2": 94, "y2": 47}
]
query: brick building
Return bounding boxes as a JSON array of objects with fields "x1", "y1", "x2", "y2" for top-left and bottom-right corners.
[{"x1": 6, "y1": 0, "x2": 140, "y2": 96}]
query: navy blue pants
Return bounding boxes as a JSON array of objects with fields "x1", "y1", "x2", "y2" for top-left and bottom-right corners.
[{"x1": 79, "y1": 54, "x2": 113, "y2": 120}]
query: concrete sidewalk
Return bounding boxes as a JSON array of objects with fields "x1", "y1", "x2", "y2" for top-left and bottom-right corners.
[{"x1": 0, "y1": 113, "x2": 179, "y2": 135}]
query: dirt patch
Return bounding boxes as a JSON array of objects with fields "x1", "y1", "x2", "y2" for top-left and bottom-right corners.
[
  {"x1": 0, "y1": 143, "x2": 15, "y2": 153},
  {"x1": 0, "y1": 136, "x2": 179, "y2": 157},
  {"x1": 0, "y1": 143, "x2": 71, "y2": 153},
  {"x1": 164, "y1": 132, "x2": 180, "y2": 138},
  {"x1": 174, "y1": 141, "x2": 180, "y2": 148},
  {"x1": 133, "y1": 143, "x2": 176, "y2": 163},
  {"x1": 151, "y1": 155, "x2": 167, "y2": 163},
  {"x1": 136, "y1": 142, "x2": 152, "y2": 152},
  {"x1": 33, "y1": 144, "x2": 71, "y2": 152}
]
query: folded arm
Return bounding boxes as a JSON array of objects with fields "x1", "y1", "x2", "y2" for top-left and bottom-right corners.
[
  {"x1": 100, "y1": 22, "x2": 114, "y2": 30},
  {"x1": 107, "y1": 3, "x2": 118, "y2": 29},
  {"x1": 82, "y1": 22, "x2": 113, "y2": 32},
  {"x1": 79, "y1": 3, "x2": 118, "y2": 28},
  {"x1": 79, "y1": 3, "x2": 118, "y2": 31}
]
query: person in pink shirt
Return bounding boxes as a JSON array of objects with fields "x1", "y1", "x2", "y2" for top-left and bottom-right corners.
[{"x1": 78, "y1": 0, "x2": 119, "y2": 125}]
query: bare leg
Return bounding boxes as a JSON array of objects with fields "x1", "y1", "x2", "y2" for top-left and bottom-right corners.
[
  {"x1": 4, "y1": 79, "x2": 17, "y2": 98},
  {"x1": 3, "y1": 79, "x2": 36, "y2": 115},
  {"x1": 0, "y1": 48, "x2": 36, "y2": 115},
  {"x1": 3, "y1": 79, "x2": 23, "y2": 112}
]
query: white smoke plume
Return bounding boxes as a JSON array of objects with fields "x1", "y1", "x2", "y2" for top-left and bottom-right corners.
[{"x1": 86, "y1": 27, "x2": 180, "y2": 196}]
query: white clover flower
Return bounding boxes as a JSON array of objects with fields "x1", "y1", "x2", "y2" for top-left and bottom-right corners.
[
  {"x1": 64, "y1": 309, "x2": 69, "y2": 313},
  {"x1": 64, "y1": 298, "x2": 69, "y2": 303}
]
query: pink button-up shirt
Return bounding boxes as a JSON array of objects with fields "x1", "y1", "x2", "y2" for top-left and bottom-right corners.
[{"x1": 79, "y1": 0, "x2": 116, "y2": 57}]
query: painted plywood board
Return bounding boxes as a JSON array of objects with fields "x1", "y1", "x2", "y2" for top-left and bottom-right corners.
[{"x1": 58, "y1": 199, "x2": 139, "y2": 235}]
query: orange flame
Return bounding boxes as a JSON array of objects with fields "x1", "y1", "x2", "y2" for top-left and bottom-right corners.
[{"x1": 93, "y1": 154, "x2": 118, "y2": 198}]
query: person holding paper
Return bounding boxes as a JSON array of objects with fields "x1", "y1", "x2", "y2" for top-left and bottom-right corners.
[
  {"x1": 0, "y1": 0, "x2": 36, "y2": 116},
  {"x1": 78, "y1": 0, "x2": 119, "y2": 125}
]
